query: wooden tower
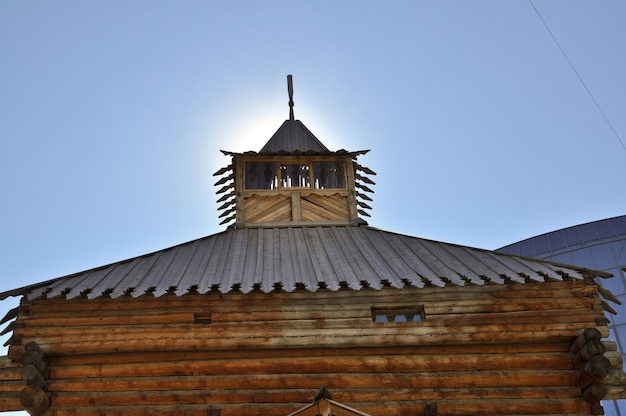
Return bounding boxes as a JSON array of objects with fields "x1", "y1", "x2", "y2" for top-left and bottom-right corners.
[{"x1": 215, "y1": 75, "x2": 375, "y2": 228}]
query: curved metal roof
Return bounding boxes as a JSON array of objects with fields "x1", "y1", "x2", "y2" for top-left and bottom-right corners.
[
  {"x1": 0, "y1": 226, "x2": 599, "y2": 302},
  {"x1": 498, "y1": 215, "x2": 626, "y2": 258}
]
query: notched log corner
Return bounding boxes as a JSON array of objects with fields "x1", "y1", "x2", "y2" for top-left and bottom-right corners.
[{"x1": 19, "y1": 341, "x2": 51, "y2": 415}]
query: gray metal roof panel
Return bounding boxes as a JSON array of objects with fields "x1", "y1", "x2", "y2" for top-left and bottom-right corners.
[
  {"x1": 375, "y1": 231, "x2": 437, "y2": 287},
  {"x1": 87, "y1": 257, "x2": 142, "y2": 299},
  {"x1": 0, "y1": 226, "x2": 603, "y2": 302},
  {"x1": 260, "y1": 120, "x2": 329, "y2": 153}
]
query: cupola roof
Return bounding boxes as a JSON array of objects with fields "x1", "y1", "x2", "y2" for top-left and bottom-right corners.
[
  {"x1": 260, "y1": 119, "x2": 329, "y2": 153},
  {"x1": 259, "y1": 75, "x2": 329, "y2": 153}
]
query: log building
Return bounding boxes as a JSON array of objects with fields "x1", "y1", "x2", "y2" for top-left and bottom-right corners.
[{"x1": 1, "y1": 76, "x2": 625, "y2": 415}]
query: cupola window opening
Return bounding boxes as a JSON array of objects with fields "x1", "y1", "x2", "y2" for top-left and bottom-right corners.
[
  {"x1": 313, "y1": 161, "x2": 345, "y2": 189},
  {"x1": 244, "y1": 160, "x2": 346, "y2": 190},
  {"x1": 281, "y1": 163, "x2": 310, "y2": 188},
  {"x1": 245, "y1": 161, "x2": 278, "y2": 190}
]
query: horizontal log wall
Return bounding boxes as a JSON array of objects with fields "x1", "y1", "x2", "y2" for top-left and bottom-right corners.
[
  {"x1": 1, "y1": 280, "x2": 610, "y2": 415},
  {"x1": 0, "y1": 357, "x2": 21, "y2": 412}
]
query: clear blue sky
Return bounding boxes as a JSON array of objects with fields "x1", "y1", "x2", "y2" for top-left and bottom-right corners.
[{"x1": 0, "y1": 0, "x2": 625, "y2": 380}]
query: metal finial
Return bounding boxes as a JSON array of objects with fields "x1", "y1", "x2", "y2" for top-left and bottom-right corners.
[{"x1": 287, "y1": 74, "x2": 294, "y2": 121}]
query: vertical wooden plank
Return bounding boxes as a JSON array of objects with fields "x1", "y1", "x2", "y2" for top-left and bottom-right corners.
[{"x1": 291, "y1": 192, "x2": 301, "y2": 222}]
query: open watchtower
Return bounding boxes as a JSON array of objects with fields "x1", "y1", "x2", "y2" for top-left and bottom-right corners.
[{"x1": 214, "y1": 75, "x2": 376, "y2": 227}]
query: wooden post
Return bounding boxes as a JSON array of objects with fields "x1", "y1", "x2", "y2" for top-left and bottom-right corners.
[{"x1": 291, "y1": 192, "x2": 301, "y2": 222}]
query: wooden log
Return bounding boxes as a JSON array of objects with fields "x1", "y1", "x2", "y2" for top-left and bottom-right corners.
[
  {"x1": 19, "y1": 365, "x2": 47, "y2": 390},
  {"x1": 20, "y1": 351, "x2": 47, "y2": 374},
  {"x1": 19, "y1": 316, "x2": 599, "y2": 341},
  {"x1": 46, "y1": 386, "x2": 583, "y2": 407},
  {"x1": 21, "y1": 280, "x2": 591, "y2": 313},
  {"x1": 601, "y1": 300, "x2": 617, "y2": 315},
  {"x1": 23, "y1": 341, "x2": 44, "y2": 355},
  {"x1": 590, "y1": 404, "x2": 604, "y2": 415},
  {"x1": 569, "y1": 328, "x2": 602, "y2": 354},
  {"x1": 0, "y1": 322, "x2": 14, "y2": 337},
  {"x1": 604, "y1": 350, "x2": 624, "y2": 369},
  {"x1": 18, "y1": 311, "x2": 196, "y2": 327},
  {"x1": 19, "y1": 295, "x2": 598, "y2": 326},
  {"x1": 18, "y1": 386, "x2": 50, "y2": 416},
  {"x1": 597, "y1": 286, "x2": 621, "y2": 304},
  {"x1": 582, "y1": 382, "x2": 608, "y2": 404},
  {"x1": 46, "y1": 342, "x2": 571, "y2": 366},
  {"x1": 602, "y1": 368, "x2": 626, "y2": 386},
  {"x1": 49, "y1": 368, "x2": 576, "y2": 392},
  {"x1": 577, "y1": 355, "x2": 611, "y2": 390},
  {"x1": 19, "y1": 341, "x2": 48, "y2": 390},
  {"x1": 17, "y1": 296, "x2": 600, "y2": 325},
  {"x1": 0, "y1": 306, "x2": 20, "y2": 326},
  {"x1": 41, "y1": 398, "x2": 595, "y2": 416},
  {"x1": 13, "y1": 309, "x2": 604, "y2": 343},
  {"x1": 604, "y1": 384, "x2": 626, "y2": 400},
  {"x1": 31, "y1": 328, "x2": 592, "y2": 354},
  {"x1": 48, "y1": 352, "x2": 574, "y2": 379},
  {"x1": 572, "y1": 339, "x2": 605, "y2": 369}
]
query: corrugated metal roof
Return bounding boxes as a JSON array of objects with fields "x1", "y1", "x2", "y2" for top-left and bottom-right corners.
[
  {"x1": 0, "y1": 226, "x2": 603, "y2": 302},
  {"x1": 260, "y1": 120, "x2": 329, "y2": 153}
]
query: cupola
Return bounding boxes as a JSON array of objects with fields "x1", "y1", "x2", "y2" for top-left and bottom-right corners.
[{"x1": 214, "y1": 76, "x2": 376, "y2": 228}]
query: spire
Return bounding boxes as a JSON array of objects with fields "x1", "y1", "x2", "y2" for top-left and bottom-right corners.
[
  {"x1": 258, "y1": 75, "x2": 329, "y2": 153},
  {"x1": 287, "y1": 74, "x2": 294, "y2": 121}
]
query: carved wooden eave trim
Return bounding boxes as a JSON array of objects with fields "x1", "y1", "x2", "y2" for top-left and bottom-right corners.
[{"x1": 220, "y1": 149, "x2": 370, "y2": 158}]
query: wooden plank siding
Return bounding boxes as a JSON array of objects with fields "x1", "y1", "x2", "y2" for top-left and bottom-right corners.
[
  {"x1": 243, "y1": 192, "x2": 350, "y2": 224},
  {"x1": 243, "y1": 194, "x2": 291, "y2": 223},
  {"x1": 300, "y1": 193, "x2": 349, "y2": 221},
  {"x1": 0, "y1": 280, "x2": 611, "y2": 415}
]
